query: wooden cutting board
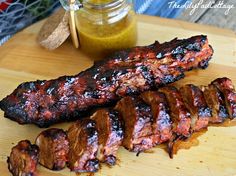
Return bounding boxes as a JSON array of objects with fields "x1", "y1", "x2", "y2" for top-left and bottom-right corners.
[{"x1": 0, "y1": 15, "x2": 236, "y2": 176}]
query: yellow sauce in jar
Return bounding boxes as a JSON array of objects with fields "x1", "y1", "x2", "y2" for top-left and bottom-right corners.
[{"x1": 75, "y1": 0, "x2": 137, "y2": 59}]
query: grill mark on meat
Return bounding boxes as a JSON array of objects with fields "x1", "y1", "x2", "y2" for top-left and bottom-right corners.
[
  {"x1": 90, "y1": 109, "x2": 124, "y2": 165},
  {"x1": 0, "y1": 35, "x2": 213, "y2": 127},
  {"x1": 35, "y1": 128, "x2": 69, "y2": 170},
  {"x1": 180, "y1": 84, "x2": 211, "y2": 131},
  {"x1": 67, "y1": 119, "x2": 99, "y2": 172},
  {"x1": 7, "y1": 140, "x2": 39, "y2": 176}
]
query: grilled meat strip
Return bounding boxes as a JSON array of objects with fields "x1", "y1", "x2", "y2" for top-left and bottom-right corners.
[
  {"x1": 115, "y1": 96, "x2": 155, "y2": 152},
  {"x1": 90, "y1": 109, "x2": 124, "y2": 165},
  {"x1": 67, "y1": 119, "x2": 99, "y2": 172},
  {"x1": 211, "y1": 77, "x2": 236, "y2": 119},
  {"x1": 180, "y1": 84, "x2": 211, "y2": 131},
  {"x1": 0, "y1": 35, "x2": 213, "y2": 127},
  {"x1": 35, "y1": 128, "x2": 69, "y2": 170},
  {"x1": 7, "y1": 140, "x2": 39, "y2": 176},
  {"x1": 202, "y1": 85, "x2": 229, "y2": 123},
  {"x1": 140, "y1": 91, "x2": 172, "y2": 144}
]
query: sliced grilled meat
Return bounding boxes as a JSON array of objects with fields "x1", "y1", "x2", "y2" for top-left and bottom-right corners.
[
  {"x1": 140, "y1": 91, "x2": 172, "y2": 144},
  {"x1": 159, "y1": 86, "x2": 191, "y2": 158},
  {"x1": 90, "y1": 109, "x2": 124, "y2": 165},
  {"x1": 159, "y1": 86, "x2": 191, "y2": 137},
  {"x1": 202, "y1": 85, "x2": 229, "y2": 123},
  {"x1": 115, "y1": 96, "x2": 155, "y2": 152},
  {"x1": 0, "y1": 35, "x2": 214, "y2": 127},
  {"x1": 211, "y1": 77, "x2": 236, "y2": 119},
  {"x1": 35, "y1": 128, "x2": 69, "y2": 170},
  {"x1": 7, "y1": 140, "x2": 39, "y2": 176},
  {"x1": 180, "y1": 84, "x2": 211, "y2": 131},
  {"x1": 67, "y1": 119, "x2": 99, "y2": 173}
]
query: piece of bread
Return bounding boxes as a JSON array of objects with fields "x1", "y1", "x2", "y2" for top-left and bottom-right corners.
[{"x1": 37, "y1": 8, "x2": 70, "y2": 50}]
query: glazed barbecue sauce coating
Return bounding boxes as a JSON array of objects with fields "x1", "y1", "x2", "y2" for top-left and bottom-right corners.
[{"x1": 0, "y1": 35, "x2": 214, "y2": 127}]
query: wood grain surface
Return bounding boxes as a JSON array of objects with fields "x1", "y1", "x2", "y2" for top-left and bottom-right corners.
[
  {"x1": 178, "y1": 0, "x2": 236, "y2": 32},
  {"x1": 0, "y1": 15, "x2": 236, "y2": 176}
]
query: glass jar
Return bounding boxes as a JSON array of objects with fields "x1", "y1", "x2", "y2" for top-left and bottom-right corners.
[{"x1": 60, "y1": 0, "x2": 137, "y2": 59}]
